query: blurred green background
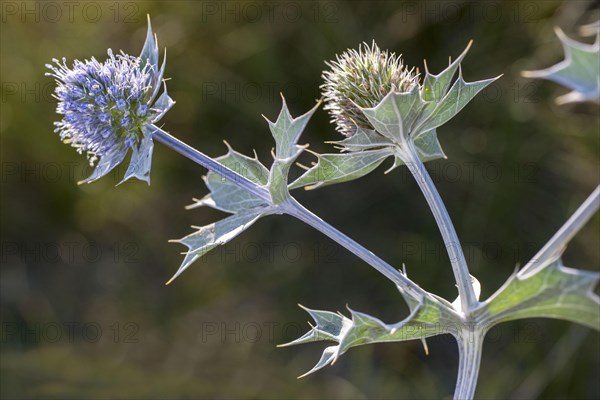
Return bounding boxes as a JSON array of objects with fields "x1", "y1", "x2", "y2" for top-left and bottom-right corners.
[{"x1": 1, "y1": 0, "x2": 599, "y2": 398}]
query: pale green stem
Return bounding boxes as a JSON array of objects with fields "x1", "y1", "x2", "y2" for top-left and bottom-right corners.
[
  {"x1": 151, "y1": 124, "x2": 426, "y2": 300},
  {"x1": 400, "y1": 141, "x2": 478, "y2": 314},
  {"x1": 454, "y1": 328, "x2": 484, "y2": 400}
]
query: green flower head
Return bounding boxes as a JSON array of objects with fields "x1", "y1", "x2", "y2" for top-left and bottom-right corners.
[{"x1": 321, "y1": 41, "x2": 420, "y2": 136}]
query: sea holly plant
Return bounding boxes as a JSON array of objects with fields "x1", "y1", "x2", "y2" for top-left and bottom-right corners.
[{"x1": 46, "y1": 17, "x2": 599, "y2": 399}]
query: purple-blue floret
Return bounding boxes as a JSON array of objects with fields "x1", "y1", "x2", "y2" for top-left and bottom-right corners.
[{"x1": 46, "y1": 49, "x2": 154, "y2": 165}]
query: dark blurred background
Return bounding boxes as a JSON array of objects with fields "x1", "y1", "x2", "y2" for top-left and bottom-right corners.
[{"x1": 1, "y1": 1, "x2": 599, "y2": 398}]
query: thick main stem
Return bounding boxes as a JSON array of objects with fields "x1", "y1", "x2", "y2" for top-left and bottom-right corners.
[
  {"x1": 150, "y1": 124, "x2": 273, "y2": 203},
  {"x1": 282, "y1": 197, "x2": 425, "y2": 300},
  {"x1": 454, "y1": 329, "x2": 484, "y2": 400},
  {"x1": 401, "y1": 141, "x2": 477, "y2": 314}
]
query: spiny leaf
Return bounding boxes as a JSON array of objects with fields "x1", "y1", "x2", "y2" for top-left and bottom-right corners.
[
  {"x1": 330, "y1": 127, "x2": 395, "y2": 152},
  {"x1": 279, "y1": 307, "x2": 351, "y2": 346},
  {"x1": 268, "y1": 156, "x2": 300, "y2": 204},
  {"x1": 78, "y1": 146, "x2": 127, "y2": 185},
  {"x1": 478, "y1": 187, "x2": 600, "y2": 330},
  {"x1": 265, "y1": 98, "x2": 320, "y2": 203},
  {"x1": 292, "y1": 129, "x2": 444, "y2": 189},
  {"x1": 188, "y1": 144, "x2": 269, "y2": 213},
  {"x1": 140, "y1": 15, "x2": 159, "y2": 75},
  {"x1": 480, "y1": 258, "x2": 599, "y2": 330},
  {"x1": 266, "y1": 96, "x2": 321, "y2": 160},
  {"x1": 119, "y1": 126, "x2": 154, "y2": 185},
  {"x1": 167, "y1": 210, "x2": 269, "y2": 284},
  {"x1": 413, "y1": 129, "x2": 446, "y2": 161},
  {"x1": 281, "y1": 294, "x2": 460, "y2": 377},
  {"x1": 171, "y1": 97, "x2": 319, "y2": 281},
  {"x1": 291, "y1": 43, "x2": 492, "y2": 190},
  {"x1": 358, "y1": 44, "x2": 500, "y2": 143},
  {"x1": 422, "y1": 40, "x2": 472, "y2": 102},
  {"x1": 297, "y1": 347, "x2": 338, "y2": 379},
  {"x1": 359, "y1": 85, "x2": 422, "y2": 143},
  {"x1": 169, "y1": 146, "x2": 272, "y2": 282},
  {"x1": 415, "y1": 72, "x2": 498, "y2": 134},
  {"x1": 151, "y1": 83, "x2": 175, "y2": 123},
  {"x1": 148, "y1": 49, "x2": 166, "y2": 104},
  {"x1": 216, "y1": 144, "x2": 269, "y2": 185},
  {"x1": 289, "y1": 148, "x2": 393, "y2": 190},
  {"x1": 522, "y1": 27, "x2": 600, "y2": 104},
  {"x1": 139, "y1": 16, "x2": 167, "y2": 104}
]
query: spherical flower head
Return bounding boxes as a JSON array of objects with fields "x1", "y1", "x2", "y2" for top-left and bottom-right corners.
[
  {"x1": 46, "y1": 16, "x2": 173, "y2": 185},
  {"x1": 321, "y1": 41, "x2": 420, "y2": 136},
  {"x1": 47, "y1": 49, "x2": 155, "y2": 165}
]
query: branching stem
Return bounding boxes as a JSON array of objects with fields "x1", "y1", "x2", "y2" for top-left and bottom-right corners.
[{"x1": 400, "y1": 141, "x2": 478, "y2": 314}]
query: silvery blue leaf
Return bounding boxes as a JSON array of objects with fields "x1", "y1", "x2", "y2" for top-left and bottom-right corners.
[
  {"x1": 478, "y1": 258, "x2": 599, "y2": 330},
  {"x1": 289, "y1": 148, "x2": 393, "y2": 190},
  {"x1": 119, "y1": 125, "x2": 154, "y2": 185},
  {"x1": 171, "y1": 97, "x2": 319, "y2": 281},
  {"x1": 359, "y1": 75, "x2": 498, "y2": 145},
  {"x1": 265, "y1": 97, "x2": 320, "y2": 203},
  {"x1": 188, "y1": 144, "x2": 270, "y2": 213},
  {"x1": 421, "y1": 41, "x2": 472, "y2": 102},
  {"x1": 330, "y1": 127, "x2": 395, "y2": 152},
  {"x1": 78, "y1": 146, "x2": 127, "y2": 185},
  {"x1": 139, "y1": 15, "x2": 159, "y2": 75},
  {"x1": 281, "y1": 294, "x2": 460, "y2": 377},
  {"x1": 149, "y1": 49, "x2": 167, "y2": 104},
  {"x1": 415, "y1": 71, "x2": 498, "y2": 134},
  {"x1": 359, "y1": 86, "x2": 422, "y2": 143},
  {"x1": 522, "y1": 27, "x2": 600, "y2": 104},
  {"x1": 266, "y1": 96, "x2": 321, "y2": 160},
  {"x1": 168, "y1": 210, "x2": 269, "y2": 284},
  {"x1": 151, "y1": 84, "x2": 175, "y2": 123},
  {"x1": 413, "y1": 129, "x2": 446, "y2": 161},
  {"x1": 351, "y1": 43, "x2": 500, "y2": 167},
  {"x1": 291, "y1": 128, "x2": 444, "y2": 190},
  {"x1": 475, "y1": 187, "x2": 600, "y2": 330}
]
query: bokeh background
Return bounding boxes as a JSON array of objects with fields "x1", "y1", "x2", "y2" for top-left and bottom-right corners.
[{"x1": 1, "y1": 0, "x2": 599, "y2": 398}]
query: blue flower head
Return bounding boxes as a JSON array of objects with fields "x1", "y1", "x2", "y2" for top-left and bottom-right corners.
[{"x1": 46, "y1": 16, "x2": 174, "y2": 184}]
